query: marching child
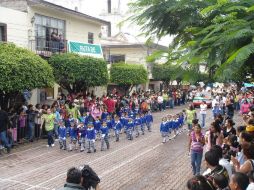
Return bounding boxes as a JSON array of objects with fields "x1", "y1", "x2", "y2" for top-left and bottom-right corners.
[
  {"x1": 160, "y1": 117, "x2": 169, "y2": 143},
  {"x1": 126, "y1": 118, "x2": 134, "y2": 140},
  {"x1": 100, "y1": 121, "x2": 110, "y2": 151},
  {"x1": 58, "y1": 120, "x2": 67, "y2": 150},
  {"x1": 69, "y1": 119, "x2": 78, "y2": 151},
  {"x1": 120, "y1": 112, "x2": 128, "y2": 134},
  {"x1": 106, "y1": 115, "x2": 113, "y2": 137},
  {"x1": 78, "y1": 122, "x2": 86, "y2": 152},
  {"x1": 166, "y1": 114, "x2": 173, "y2": 140},
  {"x1": 134, "y1": 114, "x2": 142, "y2": 137},
  {"x1": 172, "y1": 114, "x2": 180, "y2": 139},
  {"x1": 94, "y1": 116, "x2": 101, "y2": 140},
  {"x1": 86, "y1": 123, "x2": 96, "y2": 153},
  {"x1": 114, "y1": 116, "x2": 122, "y2": 142},
  {"x1": 140, "y1": 113, "x2": 146, "y2": 135},
  {"x1": 101, "y1": 109, "x2": 109, "y2": 121},
  {"x1": 145, "y1": 110, "x2": 153, "y2": 132},
  {"x1": 79, "y1": 112, "x2": 89, "y2": 126},
  {"x1": 178, "y1": 113, "x2": 184, "y2": 134}
]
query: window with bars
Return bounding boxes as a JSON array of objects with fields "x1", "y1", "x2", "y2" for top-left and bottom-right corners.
[
  {"x1": 88, "y1": 32, "x2": 94, "y2": 44},
  {"x1": 0, "y1": 23, "x2": 7, "y2": 42}
]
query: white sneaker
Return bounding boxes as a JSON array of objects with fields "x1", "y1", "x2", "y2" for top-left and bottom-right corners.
[
  {"x1": 52, "y1": 144, "x2": 55, "y2": 147},
  {"x1": 46, "y1": 145, "x2": 50, "y2": 148},
  {"x1": 55, "y1": 139, "x2": 59, "y2": 141}
]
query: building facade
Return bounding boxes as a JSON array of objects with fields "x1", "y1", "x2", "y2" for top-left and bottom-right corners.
[{"x1": 0, "y1": 0, "x2": 110, "y2": 104}]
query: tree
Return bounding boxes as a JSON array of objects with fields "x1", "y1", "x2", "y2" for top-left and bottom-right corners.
[
  {"x1": 130, "y1": 0, "x2": 254, "y2": 82},
  {"x1": 110, "y1": 63, "x2": 148, "y2": 95},
  {"x1": 49, "y1": 53, "x2": 109, "y2": 94},
  {"x1": 0, "y1": 43, "x2": 54, "y2": 110}
]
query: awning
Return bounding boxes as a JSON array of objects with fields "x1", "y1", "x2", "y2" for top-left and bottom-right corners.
[
  {"x1": 68, "y1": 41, "x2": 104, "y2": 58},
  {"x1": 244, "y1": 83, "x2": 254, "y2": 88}
]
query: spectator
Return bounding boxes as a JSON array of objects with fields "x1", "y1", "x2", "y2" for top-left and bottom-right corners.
[
  {"x1": 189, "y1": 124, "x2": 205, "y2": 175},
  {"x1": 187, "y1": 175, "x2": 215, "y2": 190},
  {"x1": 204, "y1": 150, "x2": 229, "y2": 181},
  {"x1": 247, "y1": 171, "x2": 254, "y2": 190},
  {"x1": 223, "y1": 119, "x2": 236, "y2": 138},
  {"x1": 229, "y1": 172, "x2": 249, "y2": 190},
  {"x1": 213, "y1": 173, "x2": 230, "y2": 190},
  {"x1": 231, "y1": 143, "x2": 254, "y2": 174},
  {"x1": 59, "y1": 167, "x2": 83, "y2": 190},
  {"x1": 26, "y1": 104, "x2": 36, "y2": 142},
  {"x1": 81, "y1": 165, "x2": 100, "y2": 190},
  {"x1": 0, "y1": 107, "x2": 11, "y2": 153},
  {"x1": 211, "y1": 145, "x2": 232, "y2": 178},
  {"x1": 205, "y1": 122, "x2": 224, "y2": 151},
  {"x1": 200, "y1": 101, "x2": 207, "y2": 128}
]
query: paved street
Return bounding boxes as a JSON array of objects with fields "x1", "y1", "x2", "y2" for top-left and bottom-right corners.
[{"x1": 0, "y1": 106, "x2": 215, "y2": 190}]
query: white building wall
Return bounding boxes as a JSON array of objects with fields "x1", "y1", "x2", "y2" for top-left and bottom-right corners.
[{"x1": 0, "y1": 6, "x2": 29, "y2": 48}]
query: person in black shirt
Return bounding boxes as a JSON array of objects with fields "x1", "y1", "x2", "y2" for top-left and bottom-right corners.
[
  {"x1": 204, "y1": 150, "x2": 229, "y2": 182},
  {"x1": 223, "y1": 119, "x2": 236, "y2": 138}
]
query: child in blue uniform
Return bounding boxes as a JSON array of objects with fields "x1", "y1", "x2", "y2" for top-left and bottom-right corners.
[
  {"x1": 106, "y1": 115, "x2": 114, "y2": 137},
  {"x1": 58, "y1": 120, "x2": 67, "y2": 150},
  {"x1": 160, "y1": 117, "x2": 169, "y2": 143},
  {"x1": 134, "y1": 114, "x2": 142, "y2": 137},
  {"x1": 69, "y1": 120, "x2": 78, "y2": 151},
  {"x1": 120, "y1": 112, "x2": 127, "y2": 134},
  {"x1": 114, "y1": 116, "x2": 122, "y2": 142},
  {"x1": 140, "y1": 113, "x2": 146, "y2": 135},
  {"x1": 79, "y1": 112, "x2": 89, "y2": 126},
  {"x1": 94, "y1": 116, "x2": 101, "y2": 140},
  {"x1": 101, "y1": 109, "x2": 109, "y2": 121},
  {"x1": 145, "y1": 111, "x2": 153, "y2": 132},
  {"x1": 100, "y1": 121, "x2": 110, "y2": 151},
  {"x1": 126, "y1": 118, "x2": 134, "y2": 140},
  {"x1": 78, "y1": 122, "x2": 87, "y2": 152},
  {"x1": 86, "y1": 123, "x2": 96, "y2": 153},
  {"x1": 172, "y1": 115, "x2": 180, "y2": 138},
  {"x1": 166, "y1": 114, "x2": 173, "y2": 140}
]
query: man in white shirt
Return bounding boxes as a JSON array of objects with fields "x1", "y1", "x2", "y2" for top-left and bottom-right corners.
[
  {"x1": 200, "y1": 101, "x2": 207, "y2": 128},
  {"x1": 157, "y1": 94, "x2": 163, "y2": 111}
]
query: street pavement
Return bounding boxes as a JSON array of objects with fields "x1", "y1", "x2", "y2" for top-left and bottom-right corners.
[{"x1": 0, "y1": 105, "x2": 222, "y2": 190}]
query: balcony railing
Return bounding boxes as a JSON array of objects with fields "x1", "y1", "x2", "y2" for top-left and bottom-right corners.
[{"x1": 29, "y1": 38, "x2": 68, "y2": 57}]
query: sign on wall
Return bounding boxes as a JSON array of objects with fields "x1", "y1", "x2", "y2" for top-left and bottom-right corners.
[{"x1": 68, "y1": 41, "x2": 103, "y2": 58}]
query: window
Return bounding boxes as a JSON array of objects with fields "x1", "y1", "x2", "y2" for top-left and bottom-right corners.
[
  {"x1": 110, "y1": 55, "x2": 125, "y2": 63},
  {"x1": 34, "y1": 14, "x2": 66, "y2": 52},
  {"x1": 88, "y1": 32, "x2": 94, "y2": 44},
  {"x1": 0, "y1": 23, "x2": 7, "y2": 42}
]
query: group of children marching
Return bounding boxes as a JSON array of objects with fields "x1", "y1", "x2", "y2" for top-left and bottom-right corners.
[
  {"x1": 160, "y1": 112, "x2": 185, "y2": 143},
  {"x1": 57, "y1": 108, "x2": 154, "y2": 153}
]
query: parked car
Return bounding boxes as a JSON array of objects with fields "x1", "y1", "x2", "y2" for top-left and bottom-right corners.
[{"x1": 193, "y1": 96, "x2": 212, "y2": 108}]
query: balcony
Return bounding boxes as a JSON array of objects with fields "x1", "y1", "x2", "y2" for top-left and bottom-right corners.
[{"x1": 29, "y1": 38, "x2": 68, "y2": 57}]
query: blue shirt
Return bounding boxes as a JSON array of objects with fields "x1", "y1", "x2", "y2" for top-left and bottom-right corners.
[
  {"x1": 114, "y1": 121, "x2": 122, "y2": 131},
  {"x1": 58, "y1": 126, "x2": 67, "y2": 138},
  {"x1": 94, "y1": 120, "x2": 101, "y2": 131},
  {"x1": 69, "y1": 127, "x2": 78, "y2": 138},
  {"x1": 160, "y1": 122, "x2": 169, "y2": 132},
  {"x1": 101, "y1": 112, "x2": 109, "y2": 121},
  {"x1": 106, "y1": 120, "x2": 113, "y2": 129},
  {"x1": 78, "y1": 126, "x2": 87, "y2": 138},
  {"x1": 146, "y1": 114, "x2": 153, "y2": 123},
  {"x1": 87, "y1": 127, "x2": 96, "y2": 140},
  {"x1": 126, "y1": 121, "x2": 134, "y2": 130},
  {"x1": 100, "y1": 125, "x2": 109, "y2": 135},
  {"x1": 135, "y1": 117, "x2": 142, "y2": 126}
]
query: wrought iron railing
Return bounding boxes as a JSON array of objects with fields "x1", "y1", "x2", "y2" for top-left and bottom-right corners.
[{"x1": 29, "y1": 38, "x2": 68, "y2": 57}]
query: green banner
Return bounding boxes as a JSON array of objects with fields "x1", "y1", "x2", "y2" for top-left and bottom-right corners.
[{"x1": 69, "y1": 41, "x2": 103, "y2": 58}]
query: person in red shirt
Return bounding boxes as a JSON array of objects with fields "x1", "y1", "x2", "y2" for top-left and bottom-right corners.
[{"x1": 104, "y1": 96, "x2": 115, "y2": 114}]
